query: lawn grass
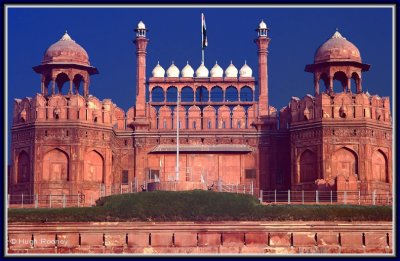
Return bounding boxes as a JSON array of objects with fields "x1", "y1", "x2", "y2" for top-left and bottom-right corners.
[{"x1": 8, "y1": 190, "x2": 392, "y2": 222}]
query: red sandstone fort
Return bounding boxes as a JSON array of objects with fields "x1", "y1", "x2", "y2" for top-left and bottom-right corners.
[{"x1": 9, "y1": 20, "x2": 392, "y2": 202}]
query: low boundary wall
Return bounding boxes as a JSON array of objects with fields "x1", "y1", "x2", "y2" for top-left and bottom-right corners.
[{"x1": 7, "y1": 221, "x2": 393, "y2": 254}]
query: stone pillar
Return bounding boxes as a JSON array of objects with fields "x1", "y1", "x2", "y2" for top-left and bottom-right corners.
[
  {"x1": 357, "y1": 78, "x2": 362, "y2": 93},
  {"x1": 254, "y1": 35, "x2": 271, "y2": 116},
  {"x1": 347, "y1": 77, "x2": 351, "y2": 93},
  {"x1": 133, "y1": 29, "x2": 149, "y2": 118},
  {"x1": 51, "y1": 77, "x2": 56, "y2": 95},
  {"x1": 329, "y1": 77, "x2": 333, "y2": 94},
  {"x1": 69, "y1": 80, "x2": 73, "y2": 95},
  {"x1": 83, "y1": 81, "x2": 89, "y2": 97},
  {"x1": 314, "y1": 74, "x2": 319, "y2": 96}
]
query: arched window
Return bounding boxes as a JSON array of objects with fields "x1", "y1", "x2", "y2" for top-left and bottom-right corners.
[
  {"x1": 332, "y1": 71, "x2": 347, "y2": 93},
  {"x1": 55, "y1": 73, "x2": 70, "y2": 95},
  {"x1": 240, "y1": 86, "x2": 253, "y2": 101},
  {"x1": 73, "y1": 74, "x2": 84, "y2": 95},
  {"x1": 181, "y1": 86, "x2": 194, "y2": 102},
  {"x1": 225, "y1": 86, "x2": 238, "y2": 102},
  {"x1": 151, "y1": 86, "x2": 164, "y2": 102},
  {"x1": 166, "y1": 86, "x2": 178, "y2": 102},
  {"x1": 195, "y1": 86, "x2": 209, "y2": 102},
  {"x1": 210, "y1": 86, "x2": 223, "y2": 102}
]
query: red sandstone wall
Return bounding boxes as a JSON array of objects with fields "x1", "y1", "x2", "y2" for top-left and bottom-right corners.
[{"x1": 7, "y1": 222, "x2": 392, "y2": 254}]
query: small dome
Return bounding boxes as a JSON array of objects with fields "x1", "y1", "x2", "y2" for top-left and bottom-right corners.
[
  {"x1": 43, "y1": 31, "x2": 90, "y2": 66},
  {"x1": 152, "y1": 62, "x2": 165, "y2": 77},
  {"x1": 259, "y1": 19, "x2": 267, "y2": 29},
  {"x1": 195, "y1": 63, "x2": 209, "y2": 78},
  {"x1": 137, "y1": 21, "x2": 146, "y2": 29},
  {"x1": 225, "y1": 61, "x2": 238, "y2": 77},
  {"x1": 239, "y1": 61, "x2": 252, "y2": 77},
  {"x1": 181, "y1": 61, "x2": 194, "y2": 77},
  {"x1": 166, "y1": 62, "x2": 180, "y2": 77},
  {"x1": 210, "y1": 62, "x2": 223, "y2": 77},
  {"x1": 314, "y1": 30, "x2": 361, "y2": 64}
]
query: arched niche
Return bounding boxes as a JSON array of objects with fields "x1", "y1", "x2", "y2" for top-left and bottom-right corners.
[
  {"x1": 17, "y1": 151, "x2": 30, "y2": 183},
  {"x1": 331, "y1": 147, "x2": 358, "y2": 179},
  {"x1": 43, "y1": 148, "x2": 69, "y2": 181},
  {"x1": 371, "y1": 150, "x2": 389, "y2": 182},
  {"x1": 298, "y1": 149, "x2": 318, "y2": 183},
  {"x1": 84, "y1": 150, "x2": 104, "y2": 183}
]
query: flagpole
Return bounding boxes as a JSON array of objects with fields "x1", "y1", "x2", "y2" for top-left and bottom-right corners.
[
  {"x1": 176, "y1": 91, "x2": 180, "y2": 182},
  {"x1": 202, "y1": 49, "x2": 204, "y2": 64}
]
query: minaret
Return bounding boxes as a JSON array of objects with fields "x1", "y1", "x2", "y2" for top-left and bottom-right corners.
[
  {"x1": 254, "y1": 19, "x2": 270, "y2": 117},
  {"x1": 133, "y1": 21, "x2": 149, "y2": 119}
]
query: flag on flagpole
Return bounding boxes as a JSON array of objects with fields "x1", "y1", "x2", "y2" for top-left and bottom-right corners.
[{"x1": 202, "y1": 13, "x2": 208, "y2": 49}]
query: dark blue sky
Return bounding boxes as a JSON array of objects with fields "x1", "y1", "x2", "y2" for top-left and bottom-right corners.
[{"x1": 7, "y1": 6, "x2": 393, "y2": 144}]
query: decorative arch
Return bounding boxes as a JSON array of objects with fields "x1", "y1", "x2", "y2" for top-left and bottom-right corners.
[
  {"x1": 151, "y1": 86, "x2": 164, "y2": 102},
  {"x1": 298, "y1": 149, "x2": 318, "y2": 183},
  {"x1": 84, "y1": 150, "x2": 104, "y2": 183},
  {"x1": 232, "y1": 105, "x2": 246, "y2": 129},
  {"x1": 218, "y1": 106, "x2": 231, "y2": 129},
  {"x1": 240, "y1": 86, "x2": 253, "y2": 102},
  {"x1": 188, "y1": 105, "x2": 201, "y2": 130},
  {"x1": 73, "y1": 74, "x2": 85, "y2": 95},
  {"x1": 150, "y1": 106, "x2": 158, "y2": 129},
  {"x1": 42, "y1": 148, "x2": 69, "y2": 181},
  {"x1": 331, "y1": 147, "x2": 358, "y2": 179},
  {"x1": 332, "y1": 71, "x2": 347, "y2": 93},
  {"x1": 159, "y1": 106, "x2": 172, "y2": 129},
  {"x1": 195, "y1": 86, "x2": 209, "y2": 102},
  {"x1": 371, "y1": 149, "x2": 389, "y2": 182},
  {"x1": 210, "y1": 86, "x2": 223, "y2": 102},
  {"x1": 203, "y1": 105, "x2": 216, "y2": 129},
  {"x1": 17, "y1": 151, "x2": 30, "y2": 183},
  {"x1": 225, "y1": 86, "x2": 238, "y2": 102},
  {"x1": 55, "y1": 72, "x2": 70, "y2": 95}
]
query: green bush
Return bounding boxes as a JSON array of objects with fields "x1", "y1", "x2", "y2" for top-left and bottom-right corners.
[{"x1": 8, "y1": 190, "x2": 392, "y2": 222}]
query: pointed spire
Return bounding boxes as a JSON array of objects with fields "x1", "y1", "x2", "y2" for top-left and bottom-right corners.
[
  {"x1": 331, "y1": 29, "x2": 346, "y2": 40},
  {"x1": 60, "y1": 31, "x2": 74, "y2": 42}
]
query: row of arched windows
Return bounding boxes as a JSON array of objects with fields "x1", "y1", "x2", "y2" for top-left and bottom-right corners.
[
  {"x1": 149, "y1": 105, "x2": 256, "y2": 130},
  {"x1": 150, "y1": 86, "x2": 255, "y2": 103}
]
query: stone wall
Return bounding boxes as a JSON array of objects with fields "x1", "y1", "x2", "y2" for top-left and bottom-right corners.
[{"x1": 7, "y1": 221, "x2": 392, "y2": 255}]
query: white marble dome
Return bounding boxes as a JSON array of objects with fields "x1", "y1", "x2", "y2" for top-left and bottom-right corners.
[
  {"x1": 210, "y1": 62, "x2": 223, "y2": 77},
  {"x1": 195, "y1": 63, "x2": 209, "y2": 77},
  {"x1": 181, "y1": 62, "x2": 194, "y2": 77},
  {"x1": 225, "y1": 61, "x2": 238, "y2": 77},
  {"x1": 152, "y1": 62, "x2": 165, "y2": 77},
  {"x1": 239, "y1": 61, "x2": 252, "y2": 77},
  {"x1": 259, "y1": 19, "x2": 267, "y2": 29},
  {"x1": 137, "y1": 21, "x2": 146, "y2": 29},
  {"x1": 166, "y1": 62, "x2": 180, "y2": 77}
]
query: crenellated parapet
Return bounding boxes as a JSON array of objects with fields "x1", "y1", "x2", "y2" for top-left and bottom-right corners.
[
  {"x1": 12, "y1": 93, "x2": 139, "y2": 132},
  {"x1": 283, "y1": 92, "x2": 391, "y2": 125}
]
